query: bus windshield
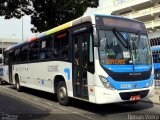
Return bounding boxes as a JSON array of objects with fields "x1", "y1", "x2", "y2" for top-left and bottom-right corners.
[{"x1": 98, "y1": 30, "x2": 151, "y2": 66}]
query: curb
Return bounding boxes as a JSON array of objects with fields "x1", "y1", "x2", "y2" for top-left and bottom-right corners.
[{"x1": 141, "y1": 94, "x2": 160, "y2": 105}]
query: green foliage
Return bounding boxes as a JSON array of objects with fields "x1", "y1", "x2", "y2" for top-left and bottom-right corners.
[
  {"x1": 0, "y1": 0, "x2": 33, "y2": 19},
  {"x1": 0, "y1": 0, "x2": 99, "y2": 33}
]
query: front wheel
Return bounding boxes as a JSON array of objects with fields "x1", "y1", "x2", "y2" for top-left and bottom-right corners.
[{"x1": 57, "y1": 81, "x2": 70, "y2": 106}]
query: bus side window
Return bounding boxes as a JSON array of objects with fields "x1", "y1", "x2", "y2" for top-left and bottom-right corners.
[
  {"x1": 29, "y1": 41, "x2": 39, "y2": 62},
  {"x1": 20, "y1": 44, "x2": 29, "y2": 63},
  {"x1": 39, "y1": 36, "x2": 52, "y2": 60},
  {"x1": 74, "y1": 37, "x2": 79, "y2": 65},
  {"x1": 82, "y1": 34, "x2": 88, "y2": 68},
  {"x1": 53, "y1": 31, "x2": 69, "y2": 60},
  {"x1": 4, "y1": 52, "x2": 9, "y2": 65},
  {"x1": 88, "y1": 33, "x2": 94, "y2": 70},
  {"x1": 14, "y1": 48, "x2": 20, "y2": 64}
]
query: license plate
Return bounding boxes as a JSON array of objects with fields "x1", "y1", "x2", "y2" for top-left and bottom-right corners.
[{"x1": 130, "y1": 95, "x2": 141, "y2": 101}]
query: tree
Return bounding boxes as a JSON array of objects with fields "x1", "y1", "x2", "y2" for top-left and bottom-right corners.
[
  {"x1": 0, "y1": 0, "x2": 99, "y2": 33},
  {"x1": 0, "y1": 0, "x2": 33, "y2": 19}
]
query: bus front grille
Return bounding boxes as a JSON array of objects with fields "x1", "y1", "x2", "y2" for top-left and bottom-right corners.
[{"x1": 119, "y1": 90, "x2": 149, "y2": 100}]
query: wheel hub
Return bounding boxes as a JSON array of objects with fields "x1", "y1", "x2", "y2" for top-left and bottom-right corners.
[{"x1": 59, "y1": 87, "x2": 66, "y2": 100}]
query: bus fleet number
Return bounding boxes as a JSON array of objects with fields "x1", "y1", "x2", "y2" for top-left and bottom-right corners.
[{"x1": 48, "y1": 65, "x2": 59, "y2": 72}]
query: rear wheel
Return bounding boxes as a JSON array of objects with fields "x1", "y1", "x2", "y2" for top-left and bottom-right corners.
[
  {"x1": 15, "y1": 76, "x2": 22, "y2": 92},
  {"x1": 57, "y1": 81, "x2": 70, "y2": 106}
]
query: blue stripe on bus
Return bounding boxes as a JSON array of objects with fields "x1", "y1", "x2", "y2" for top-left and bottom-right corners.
[
  {"x1": 134, "y1": 65, "x2": 151, "y2": 72},
  {"x1": 103, "y1": 65, "x2": 133, "y2": 72},
  {"x1": 9, "y1": 40, "x2": 28, "y2": 50},
  {"x1": 151, "y1": 46, "x2": 160, "y2": 51},
  {"x1": 107, "y1": 75, "x2": 153, "y2": 90},
  {"x1": 37, "y1": 32, "x2": 46, "y2": 39},
  {"x1": 103, "y1": 65, "x2": 151, "y2": 72},
  {"x1": 41, "y1": 80, "x2": 44, "y2": 85},
  {"x1": 64, "y1": 68, "x2": 70, "y2": 80},
  {"x1": 153, "y1": 63, "x2": 160, "y2": 69}
]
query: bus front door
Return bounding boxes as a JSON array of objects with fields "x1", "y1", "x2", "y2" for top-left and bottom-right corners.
[{"x1": 72, "y1": 33, "x2": 89, "y2": 99}]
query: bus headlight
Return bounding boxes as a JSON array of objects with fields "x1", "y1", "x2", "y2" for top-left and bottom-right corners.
[{"x1": 99, "y1": 75, "x2": 115, "y2": 90}]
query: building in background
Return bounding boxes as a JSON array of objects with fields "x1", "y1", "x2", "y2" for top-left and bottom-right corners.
[
  {"x1": 0, "y1": 38, "x2": 21, "y2": 56},
  {"x1": 110, "y1": 0, "x2": 160, "y2": 46}
]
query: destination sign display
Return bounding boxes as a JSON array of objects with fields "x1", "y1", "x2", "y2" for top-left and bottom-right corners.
[
  {"x1": 96, "y1": 16, "x2": 146, "y2": 32},
  {"x1": 103, "y1": 17, "x2": 142, "y2": 30},
  {"x1": 107, "y1": 59, "x2": 126, "y2": 65}
]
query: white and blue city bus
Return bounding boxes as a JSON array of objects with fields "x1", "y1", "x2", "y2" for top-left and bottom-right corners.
[
  {"x1": 3, "y1": 14, "x2": 155, "y2": 105},
  {"x1": 151, "y1": 45, "x2": 160, "y2": 79}
]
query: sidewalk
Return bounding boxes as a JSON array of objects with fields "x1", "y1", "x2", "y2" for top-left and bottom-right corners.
[{"x1": 142, "y1": 87, "x2": 160, "y2": 105}]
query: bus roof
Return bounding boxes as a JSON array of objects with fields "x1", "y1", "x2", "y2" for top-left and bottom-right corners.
[
  {"x1": 94, "y1": 13, "x2": 143, "y2": 24},
  {"x1": 5, "y1": 14, "x2": 143, "y2": 52},
  {"x1": 5, "y1": 15, "x2": 93, "y2": 51}
]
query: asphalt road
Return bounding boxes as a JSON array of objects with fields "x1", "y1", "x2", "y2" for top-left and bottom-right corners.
[{"x1": 0, "y1": 84, "x2": 160, "y2": 120}]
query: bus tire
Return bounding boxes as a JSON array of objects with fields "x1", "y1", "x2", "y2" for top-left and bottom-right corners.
[
  {"x1": 57, "y1": 81, "x2": 69, "y2": 106},
  {"x1": 15, "y1": 76, "x2": 22, "y2": 92}
]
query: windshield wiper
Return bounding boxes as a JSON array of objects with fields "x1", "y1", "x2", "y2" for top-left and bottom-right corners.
[
  {"x1": 112, "y1": 27, "x2": 128, "y2": 48},
  {"x1": 131, "y1": 31, "x2": 140, "y2": 50}
]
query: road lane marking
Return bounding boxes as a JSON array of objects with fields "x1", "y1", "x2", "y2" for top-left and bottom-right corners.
[
  {"x1": 46, "y1": 102, "x2": 52, "y2": 106},
  {"x1": 71, "y1": 111, "x2": 93, "y2": 120},
  {"x1": 56, "y1": 107, "x2": 93, "y2": 120},
  {"x1": 34, "y1": 98, "x2": 39, "y2": 101}
]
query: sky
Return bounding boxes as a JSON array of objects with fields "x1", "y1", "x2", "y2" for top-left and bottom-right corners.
[{"x1": 0, "y1": 0, "x2": 113, "y2": 41}]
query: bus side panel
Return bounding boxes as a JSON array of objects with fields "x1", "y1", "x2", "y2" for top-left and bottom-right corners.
[
  {"x1": 3, "y1": 65, "x2": 9, "y2": 83},
  {"x1": 12, "y1": 61, "x2": 74, "y2": 97},
  {"x1": 87, "y1": 71, "x2": 96, "y2": 103}
]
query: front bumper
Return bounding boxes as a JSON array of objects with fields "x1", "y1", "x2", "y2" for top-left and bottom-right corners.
[{"x1": 94, "y1": 85, "x2": 155, "y2": 104}]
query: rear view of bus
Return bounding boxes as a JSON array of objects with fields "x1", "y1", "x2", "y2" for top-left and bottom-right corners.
[{"x1": 93, "y1": 15, "x2": 155, "y2": 104}]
